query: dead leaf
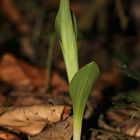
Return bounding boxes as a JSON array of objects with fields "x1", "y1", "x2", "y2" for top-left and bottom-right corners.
[
  {"x1": 30, "y1": 116, "x2": 73, "y2": 140},
  {"x1": 105, "y1": 107, "x2": 140, "y2": 137},
  {"x1": 0, "y1": 131, "x2": 20, "y2": 140},
  {"x1": 0, "y1": 54, "x2": 30, "y2": 87},
  {"x1": 122, "y1": 120, "x2": 140, "y2": 137},
  {"x1": 0, "y1": 105, "x2": 71, "y2": 136},
  {"x1": 0, "y1": 54, "x2": 68, "y2": 92}
]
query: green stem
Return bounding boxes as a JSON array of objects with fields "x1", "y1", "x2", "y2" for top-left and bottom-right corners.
[
  {"x1": 46, "y1": 34, "x2": 55, "y2": 91},
  {"x1": 73, "y1": 114, "x2": 82, "y2": 140}
]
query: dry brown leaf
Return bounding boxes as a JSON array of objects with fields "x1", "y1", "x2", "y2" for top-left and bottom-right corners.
[
  {"x1": 0, "y1": 54, "x2": 68, "y2": 92},
  {"x1": 122, "y1": 120, "x2": 140, "y2": 137},
  {"x1": 18, "y1": 58, "x2": 68, "y2": 91},
  {"x1": 0, "y1": 105, "x2": 71, "y2": 136},
  {"x1": 105, "y1": 107, "x2": 140, "y2": 137},
  {"x1": 30, "y1": 116, "x2": 73, "y2": 140},
  {"x1": 0, "y1": 54, "x2": 31, "y2": 87},
  {"x1": 0, "y1": 131, "x2": 21, "y2": 140}
]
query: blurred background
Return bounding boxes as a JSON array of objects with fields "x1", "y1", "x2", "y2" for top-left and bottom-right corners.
[{"x1": 0, "y1": 0, "x2": 140, "y2": 70}]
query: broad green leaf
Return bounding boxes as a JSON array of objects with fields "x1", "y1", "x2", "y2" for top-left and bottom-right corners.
[
  {"x1": 69, "y1": 61, "x2": 100, "y2": 140},
  {"x1": 55, "y1": 0, "x2": 78, "y2": 82}
]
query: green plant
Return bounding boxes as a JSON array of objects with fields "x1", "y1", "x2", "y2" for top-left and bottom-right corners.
[
  {"x1": 55, "y1": 0, "x2": 78, "y2": 83},
  {"x1": 46, "y1": 32, "x2": 56, "y2": 91},
  {"x1": 55, "y1": 0, "x2": 100, "y2": 140}
]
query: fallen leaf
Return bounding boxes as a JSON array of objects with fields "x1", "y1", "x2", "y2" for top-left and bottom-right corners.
[
  {"x1": 30, "y1": 116, "x2": 73, "y2": 140},
  {"x1": 0, "y1": 54, "x2": 30, "y2": 87},
  {"x1": 0, "y1": 105, "x2": 71, "y2": 136},
  {"x1": 0, "y1": 54, "x2": 68, "y2": 92},
  {"x1": 0, "y1": 131, "x2": 20, "y2": 140}
]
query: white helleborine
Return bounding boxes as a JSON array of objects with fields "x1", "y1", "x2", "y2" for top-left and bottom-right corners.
[{"x1": 55, "y1": 0, "x2": 100, "y2": 140}]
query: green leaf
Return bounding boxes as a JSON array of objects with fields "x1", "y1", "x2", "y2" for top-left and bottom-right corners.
[
  {"x1": 55, "y1": 0, "x2": 78, "y2": 82},
  {"x1": 69, "y1": 61, "x2": 100, "y2": 140},
  {"x1": 71, "y1": 12, "x2": 78, "y2": 39}
]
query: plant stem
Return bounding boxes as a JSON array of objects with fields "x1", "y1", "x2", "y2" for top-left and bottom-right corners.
[
  {"x1": 46, "y1": 34, "x2": 55, "y2": 91},
  {"x1": 73, "y1": 115, "x2": 82, "y2": 140}
]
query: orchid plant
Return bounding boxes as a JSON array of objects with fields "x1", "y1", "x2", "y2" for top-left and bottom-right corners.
[{"x1": 55, "y1": 0, "x2": 100, "y2": 140}]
